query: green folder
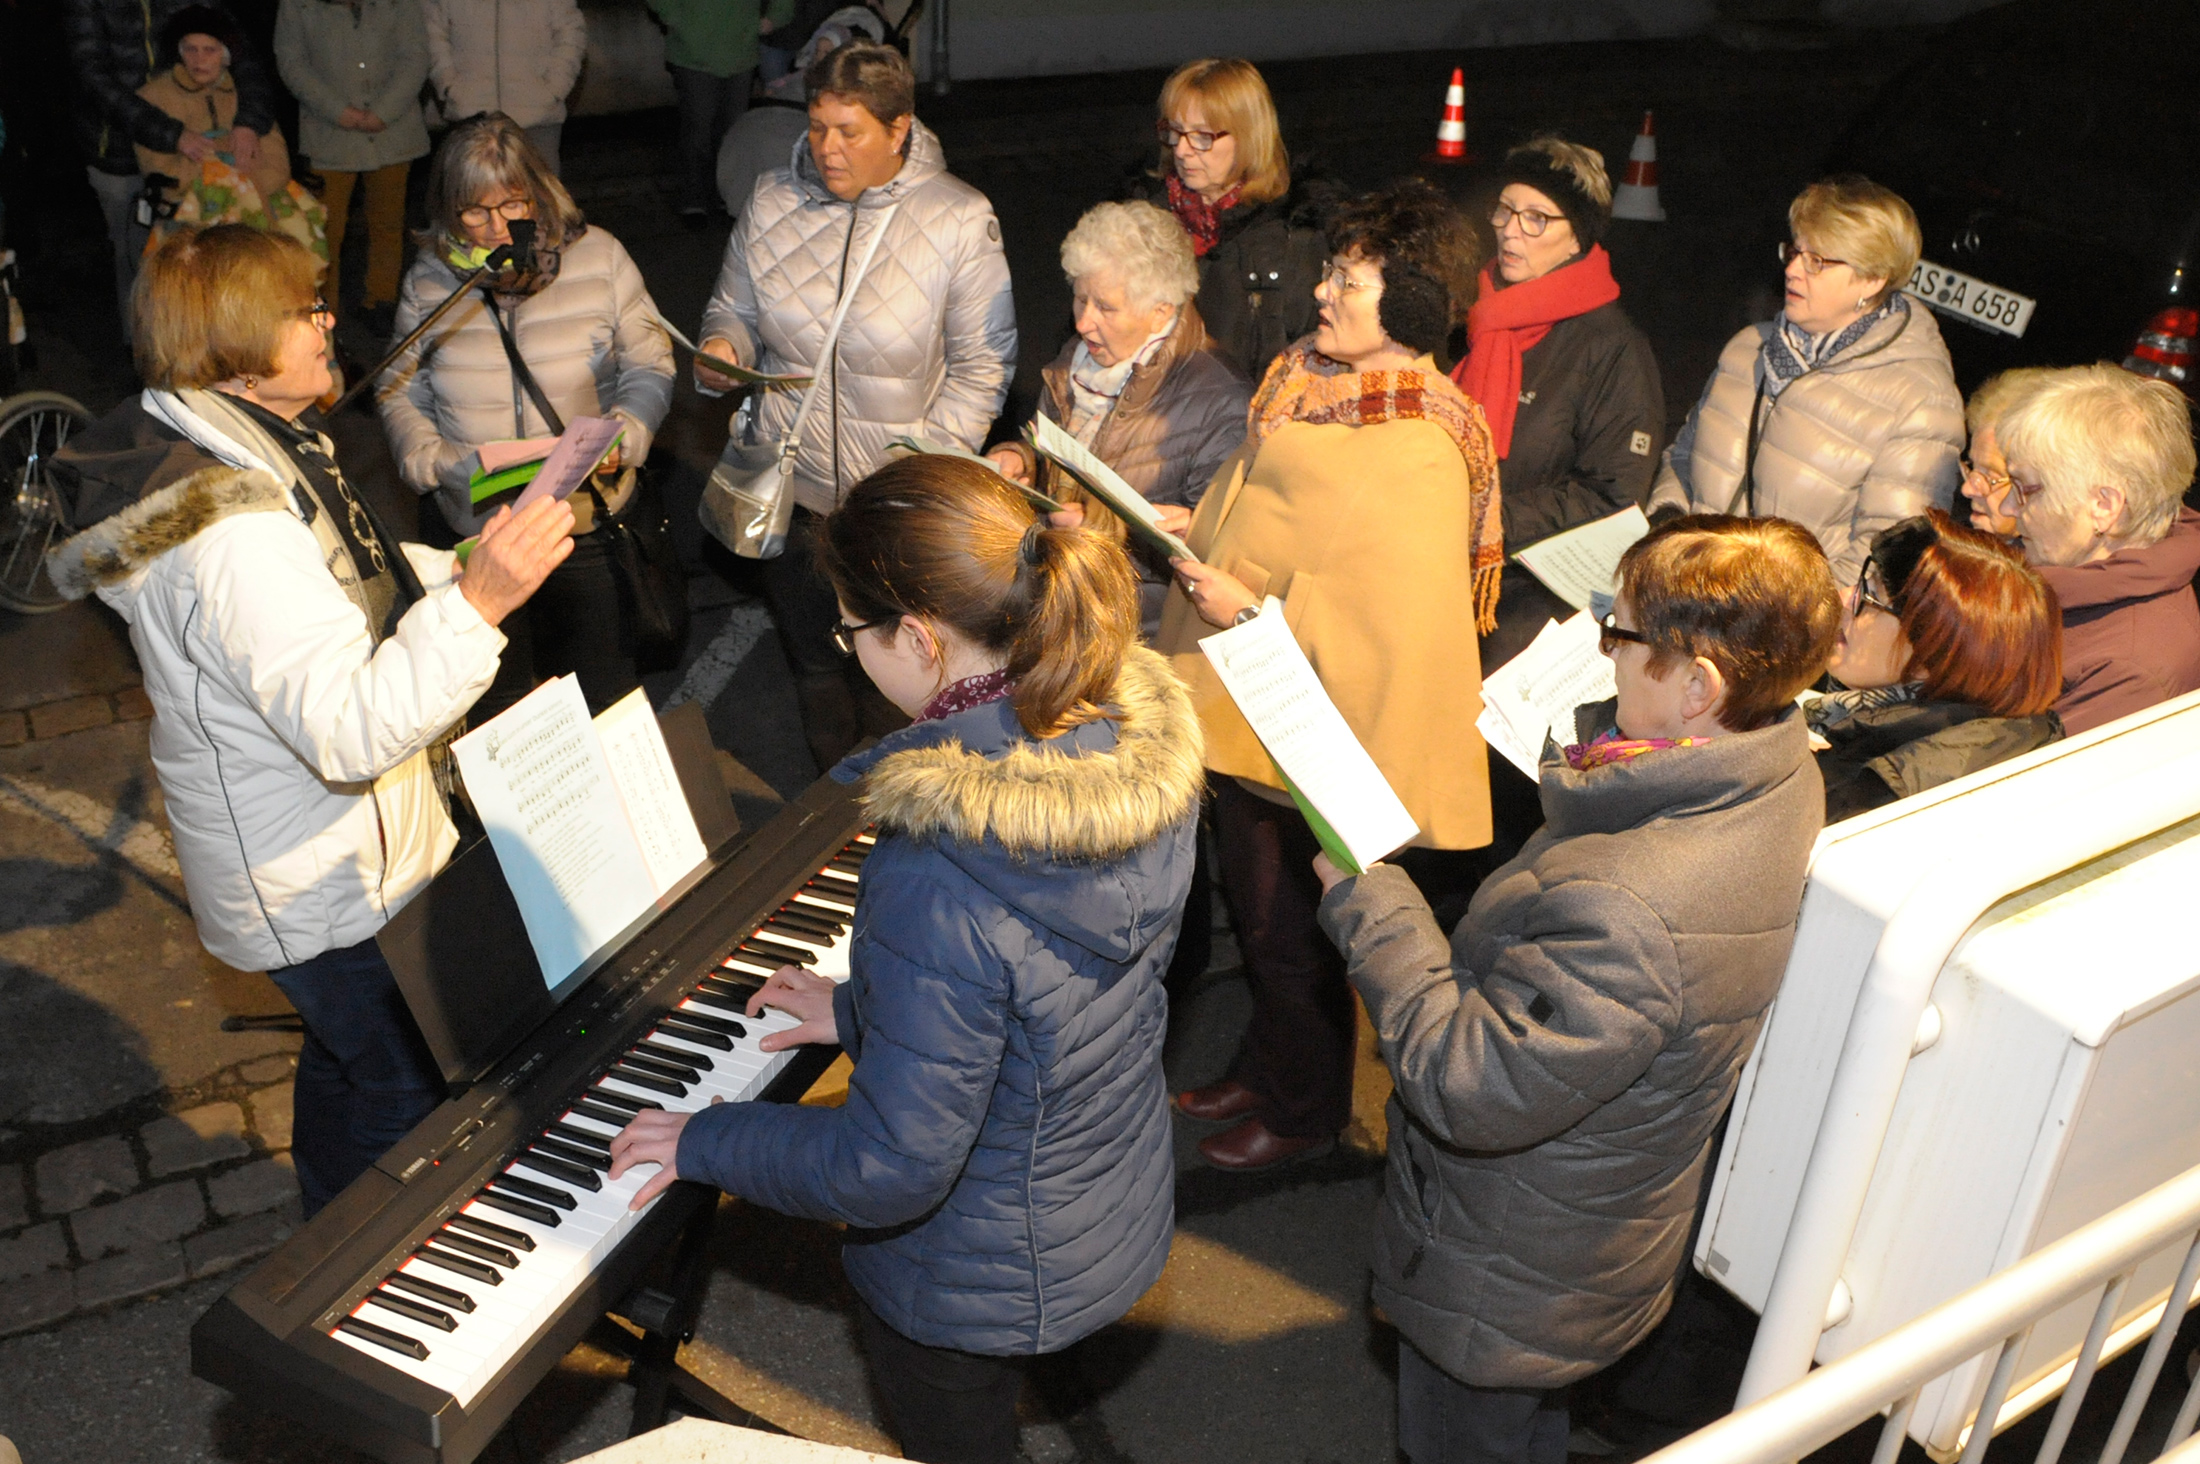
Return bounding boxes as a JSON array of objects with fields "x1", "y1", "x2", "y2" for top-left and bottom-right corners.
[{"x1": 1273, "y1": 757, "x2": 1364, "y2": 877}]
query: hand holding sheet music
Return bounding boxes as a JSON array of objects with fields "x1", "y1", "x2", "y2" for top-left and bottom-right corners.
[{"x1": 1026, "y1": 414, "x2": 1197, "y2": 562}]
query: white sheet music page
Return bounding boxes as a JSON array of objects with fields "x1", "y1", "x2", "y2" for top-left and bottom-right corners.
[
  {"x1": 1027, "y1": 413, "x2": 1195, "y2": 560},
  {"x1": 1511, "y1": 504, "x2": 1651, "y2": 611},
  {"x1": 1477, "y1": 612, "x2": 1618, "y2": 781},
  {"x1": 451, "y1": 676, "x2": 660, "y2": 988},
  {"x1": 1200, "y1": 600, "x2": 1419, "y2": 870},
  {"x1": 594, "y1": 688, "x2": 707, "y2": 894}
]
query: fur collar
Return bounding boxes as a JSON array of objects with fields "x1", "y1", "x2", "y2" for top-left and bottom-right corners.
[
  {"x1": 48, "y1": 464, "x2": 289, "y2": 600},
  {"x1": 858, "y1": 645, "x2": 1205, "y2": 861}
]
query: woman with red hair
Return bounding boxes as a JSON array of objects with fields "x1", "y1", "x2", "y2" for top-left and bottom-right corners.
[{"x1": 1812, "y1": 509, "x2": 2063, "y2": 820}]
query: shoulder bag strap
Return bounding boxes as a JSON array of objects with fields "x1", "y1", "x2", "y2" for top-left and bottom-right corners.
[
  {"x1": 777, "y1": 201, "x2": 901, "y2": 462},
  {"x1": 487, "y1": 290, "x2": 568, "y2": 438},
  {"x1": 1732, "y1": 377, "x2": 1769, "y2": 519}
]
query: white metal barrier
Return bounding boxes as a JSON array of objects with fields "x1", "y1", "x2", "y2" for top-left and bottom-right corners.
[{"x1": 1645, "y1": 1164, "x2": 2200, "y2": 1464}]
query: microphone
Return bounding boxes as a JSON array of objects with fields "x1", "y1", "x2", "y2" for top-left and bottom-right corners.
[{"x1": 488, "y1": 217, "x2": 538, "y2": 275}]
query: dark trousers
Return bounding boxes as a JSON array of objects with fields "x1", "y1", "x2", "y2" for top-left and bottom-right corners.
[
  {"x1": 471, "y1": 528, "x2": 641, "y2": 723},
  {"x1": 855, "y1": 1297, "x2": 1028, "y2": 1464},
  {"x1": 1398, "y1": 1340, "x2": 1569, "y2": 1464},
  {"x1": 266, "y1": 937, "x2": 446, "y2": 1217},
  {"x1": 760, "y1": 509, "x2": 905, "y2": 772},
  {"x1": 670, "y1": 63, "x2": 752, "y2": 212},
  {"x1": 1211, "y1": 776, "x2": 1355, "y2": 1139}
]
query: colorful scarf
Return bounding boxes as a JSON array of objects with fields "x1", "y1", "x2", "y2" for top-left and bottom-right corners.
[
  {"x1": 1166, "y1": 173, "x2": 1241, "y2": 258},
  {"x1": 919, "y1": 669, "x2": 1014, "y2": 723},
  {"x1": 1761, "y1": 294, "x2": 1907, "y2": 400},
  {"x1": 147, "y1": 149, "x2": 328, "y2": 264},
  {"x1": 1562, "y1": 729, "x2": 1713, "y2": 771},
  {"x1": 1451, "y1": 245, "x2": 1621, "y2": 459},
  {"x1": 1249, "y1": 341, "x2": 1506, "y2": 633}
]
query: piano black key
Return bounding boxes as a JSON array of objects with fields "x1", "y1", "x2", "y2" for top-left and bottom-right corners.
[
  {"x1": 384, "y1": 1270, "x2": 477, "y2": 1312},
  {"x1": 763, "y1": 908, "x2": 840, "y2": 941},
  {"x1": 811, "y1": 868, "x2": 861, "y2": 897},
  {"x1": 828, "y1": 853, "x2": 866, "y2": 874},
  {"x1": 338, "y1": 1314, "x2": 430, "y2": 1360},
  {"x1": 655, "y1": 1014, "x2": 735, "y2": 1049},
  {"x1": 569, "y1": 1098, "x2": 642, "y2": 1130},
  {"x1": 415, "y1": 1245, "x2": 502, "y2": 1285},
  {"x1": 530, "y1": 1134, "x2": 610, "y2": 1172},
  {"x1": 687, "y1": 986, "x2": 749, "y2": 1016},
  {"x1": 739, "y1": 935, "x2": 815, "y2": 967},
  {"x1": 366, "y1": 1289, "x2": 458, "y2": 1331},
  {"x1": 446, "y1": 1211, "x2": 535, "y2": 1251},
  {"x1": 544, "y1": 1121, "x2": 613, "y2": 1153},
  {"x1": 606, "y1": 1064, "x2": 686, "y2": 1098},
  {"x1": 801, "y1": 879, "x2": 857, "y2": 910},
  {"x1": 434, "y1": 1231, "x2": 521, "y2": 1268},
  {"x1": 665, "y1": 1006, "x2": 747, "y2": 1038},
  {"x1": 720, "y1": 948, "x2": 781, "y2": 974},
  {"x1": 631, "y1": 1038, "x2": 714, "y2": 1072},
  {"x1": 512, "y1": 1149, "x2": 603, "y2": 1192},
  {"x1": 584, "y1": 1086, "x2": 662, "y2": 1114},
  {"x1": 618, "y1": 1052, "x2": 701, "y2": 1086},
  {"x1": 488, "y1": 1173, "x2": 578, "y2": 1210}
]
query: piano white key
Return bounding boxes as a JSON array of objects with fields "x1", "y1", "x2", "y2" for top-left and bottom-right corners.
[{"x1": 329, "y1": 1321, "x2": 472, "y2": 1395}]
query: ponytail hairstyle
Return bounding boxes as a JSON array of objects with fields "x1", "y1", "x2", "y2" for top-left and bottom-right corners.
[{"x1": 816, "y1": 455, "x2": 1141, "y2": 739}]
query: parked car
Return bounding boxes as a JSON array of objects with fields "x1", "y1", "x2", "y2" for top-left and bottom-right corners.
[{"x1": 1825, "y1": 0, "x2": 2200, "y2": 398}]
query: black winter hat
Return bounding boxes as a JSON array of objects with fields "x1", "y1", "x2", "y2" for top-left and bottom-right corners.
[
  {"x1": 161, "y1": 4, "x2": 242, "y2": 65},
  {"x1": 1498, "y1": 147, "x2": 1609, "y2": 251},
  {"x1": 1377, "y1": 262, "x2": 1454, "y2": 358}
]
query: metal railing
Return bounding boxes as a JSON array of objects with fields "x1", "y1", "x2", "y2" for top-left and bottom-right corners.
[{"x1": 1641, "y1": 1163, "x2": 2200, "y2": 1464}]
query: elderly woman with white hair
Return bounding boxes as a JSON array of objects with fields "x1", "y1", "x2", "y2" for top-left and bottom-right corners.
[
  {"x1": 1651, "y1": 174, "x2": 1964, "y2": 584},
  {"x1": 989, "y1": 198, "x2": 1252, "y2": 634},
  {"x1": 1999, "y1": 362, "x2": 2200, "y2": 733}
]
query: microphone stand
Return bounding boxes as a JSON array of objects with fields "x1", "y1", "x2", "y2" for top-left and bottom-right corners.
[{"x1": 325, "y1": 224, "x2": 534, "y2": 417}]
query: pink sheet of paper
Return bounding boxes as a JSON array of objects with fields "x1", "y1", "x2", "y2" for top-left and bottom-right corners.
[
  {"x1": 513, "y1": 417, "x2": 624, "y2": 511},
  {"x1": 476, "y1": 436, "x2": 561, "y2": 475}
]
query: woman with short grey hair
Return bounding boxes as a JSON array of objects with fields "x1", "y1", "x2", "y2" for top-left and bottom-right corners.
[
  {"x1": 989, "y1": 199, "x2": 1251, "y2": 635},
  {"x1": 1999, "y1": 362, "x2": 2200, "y2": 732}
]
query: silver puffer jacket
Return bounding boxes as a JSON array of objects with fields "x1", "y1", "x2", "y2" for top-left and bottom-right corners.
[
  {"x1": 699, "y1": 121, "x2": 1016, "y2": 515},
  {"x1": 1648, "y1": 301, "x2": 1963, "y2": 584}
]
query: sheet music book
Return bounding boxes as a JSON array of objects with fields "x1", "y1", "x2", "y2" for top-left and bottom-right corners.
[
  {"x1": 889, "y1": 434, "x2": 1064, "y2": 513},
  {"x1": 1200, "y1": 599, "x2": 1419, "y2": 873},
  {"x1": 451, "y1": 679, "x2": 707, "y2": 989},
  {"x1": 1510, "y1": 504, "x2": 1651, "y2": 612},
  {"x1": 1026, "y1": 414, "x2": 1196, "y2": 561},
  {"x1": 1474, "y1": 612, "x2": 1618, "y2": 781}
]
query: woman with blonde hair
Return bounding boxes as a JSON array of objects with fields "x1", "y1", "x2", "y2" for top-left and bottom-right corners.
[
  {"x1": 378, "y1": 113, "x2": 675, "y2": 721},
  {"x1": 610, "y1": 454, "x2": 1201, "y2": 1464},
  {"x1": 1125, "y1": 57, "x2": 1335, "y2": 385},
  {"x1": 1650, "y1": 174, "x2": 1963, "y2": 585},
  {"x1": 1957, "y1": 366, "x2": 2052, "y2": 540}
]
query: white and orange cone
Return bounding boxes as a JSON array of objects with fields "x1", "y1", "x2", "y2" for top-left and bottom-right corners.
[
  {"x1": 1426, "y1": 67, "x2": 1472, "y2": 164},
  {"x1": 1612, "y1": 110, "x2": 1666, "y2": 221}
]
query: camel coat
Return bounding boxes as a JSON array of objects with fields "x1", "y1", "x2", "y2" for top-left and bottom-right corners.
[
  {"x1": 1156, "y1": 415, "x2": 1494, "y2": 851},
  {"x1": 134, "y1": 66, "x2": 293, "y2": 203}
]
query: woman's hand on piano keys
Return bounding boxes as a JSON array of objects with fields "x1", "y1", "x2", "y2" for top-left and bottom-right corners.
[
  {"x1": 748, "y1": 966, "x2": 841, "y2": 1050},
  {"x1": 609, "y1": 1106, "x2": 706, "y2": 1211}
]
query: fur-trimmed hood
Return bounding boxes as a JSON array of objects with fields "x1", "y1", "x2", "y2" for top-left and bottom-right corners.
[
  {"x1": 48, "y1": 462, "x2": 289, "y2": 603},
  {"x1": 832, "y1": 645, "x2": 1204, "y2": 960}
]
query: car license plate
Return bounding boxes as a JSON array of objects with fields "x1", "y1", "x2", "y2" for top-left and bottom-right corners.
[{"x1": 1904, "y1": 261, "x2": 2036, "y2": 338}]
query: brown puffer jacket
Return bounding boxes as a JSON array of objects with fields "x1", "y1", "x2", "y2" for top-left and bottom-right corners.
[{"x1": 1317, "y1": 702, "x2": 1824, "y2": 1388}]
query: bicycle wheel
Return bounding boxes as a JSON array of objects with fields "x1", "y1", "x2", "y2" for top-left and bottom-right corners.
[{"x1": 0, "y1": 390, "x2": 91, "y2": 614}]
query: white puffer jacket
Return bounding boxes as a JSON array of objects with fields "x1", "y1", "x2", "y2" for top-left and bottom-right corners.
[
  {"x1": 1648, "y1": 301, "x2": 1963, "y2": 584},
  {"x1": 421, "y1": 0, "x2": 586, "y2": 130},
  {"x1": 699, "y1": 120, "x2": 1016, "y2": 515},
  {"x1": 48, "y1": 402, "x2": 503, "y2": 973}
]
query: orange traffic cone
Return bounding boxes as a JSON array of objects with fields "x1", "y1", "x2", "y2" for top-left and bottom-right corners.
[
  {"x1": 1612, "y1": 110, "x2": 1666, "y2": 221},
  {"x1": 1425, "y1": 68, "x2": 1473, "y2": 164}
]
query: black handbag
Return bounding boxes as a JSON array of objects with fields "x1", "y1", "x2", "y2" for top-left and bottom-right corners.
[{"x1": 487, "y1": 293, "x2": 691, "y2": 669}]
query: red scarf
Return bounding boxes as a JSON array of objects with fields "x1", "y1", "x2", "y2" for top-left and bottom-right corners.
[
  {"x1": 1166, "y1": 174, "x2": 1241, "y2": 258},
  {"x1": 919, "y1": 669, "x2": 1014, "y2": 723},
  {"x1": 1451, "y1": 245, "x2": 1621, "y2": 459}
]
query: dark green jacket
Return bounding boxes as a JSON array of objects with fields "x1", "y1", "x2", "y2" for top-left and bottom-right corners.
[{"x1": 645, "y1": 0, "x2": 794, "y2": 77}]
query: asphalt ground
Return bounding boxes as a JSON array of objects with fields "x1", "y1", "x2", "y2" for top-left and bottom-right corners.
[{"x1": 16, "y1": 21, "x2": 2197, "y2": 1464}]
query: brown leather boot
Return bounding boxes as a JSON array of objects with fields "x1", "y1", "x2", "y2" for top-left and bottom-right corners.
[
  {"x1": 1174, "y1": 1080, "x2": 1262, "y2": 1122},
  {"x1": 1197, "y1": 1116, "x2": 1332, "y2": 1171}
]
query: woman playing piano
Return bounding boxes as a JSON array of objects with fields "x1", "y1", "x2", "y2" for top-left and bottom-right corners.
[{"x1": 610, "y1": 454, "x2": 1203, "y2": 1464}]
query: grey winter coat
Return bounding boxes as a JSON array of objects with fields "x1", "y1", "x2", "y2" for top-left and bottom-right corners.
[
  {"x1": 420, "y1": 0, "x2": 585, "y2": 130},
  {"x1": 274, "y1": 0, "x2": 432, "y2": 175},
  {"x1": 1317, "y1": 702, "x2": 1824, "y2": 1388},
  {"x1": 698, "y1": 121, "x2": 1017, "y2": 515},
  {"x1": 675, "y1": 647, "x2": 1203, "y2": 1354},
  {"x1": 1649, "y1": 302, "x2": 1963, "y2": 584},
  {"x1": 377, "y1": 226, "x2": 675, "y2": 536}
]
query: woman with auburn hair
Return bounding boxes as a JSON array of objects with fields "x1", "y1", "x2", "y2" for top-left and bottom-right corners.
[
  {"x1": 1651, "y1": 174, "x2": 1964, "y2": 585},
  {"x1": 377, "y1": 112, "x2": 675, "y2": 722},
  {"x1": 48, "y1": 224, "x2": 571, "y2": 1216},
  {"x1": 609, "y1": 455, "x2": 1202, "y2": 1464},
  {"x1": 1812, "y1": 511, "x2": 2063, "y2": 820},
  {"x1": 1124, "y1": 56, "x2": 1335, "y2": 385},
  {"x1": 1313, "y1": 514, "x2": 1838, "y2": 1464}
]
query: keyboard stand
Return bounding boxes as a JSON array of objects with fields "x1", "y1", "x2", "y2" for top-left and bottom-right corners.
[{"x1": 604, "y1": 1191, "x2": 781, "y2": 1440}]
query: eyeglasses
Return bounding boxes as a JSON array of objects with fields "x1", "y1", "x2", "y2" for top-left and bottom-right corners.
[
  {"x1": 1319, "y1": 260, "x2": 1383, "y2": 296},
  {"x1": 457, "y1": 197, "x2": 532, "y2": 228},
  {"x1": 1491, "y1": 201, "x2": 1561, "y2": 237},
  {"x1": 830, "y1": 614, "x2": 899, "y2": 658},
  {"x1": 1855, "y1": 559, "x2": 1903, "y2": 618},
  {"x1": 1598, "y1": 612, "x2": 1652, "y2": 654},
  {"x1": 1157, "y1": 120, "x2": 1230, "y2": 152},
  {"x1": 2005, "y1": 475, "x2": 2050, "y2": 511},
  {"x1": 296, "y1": 298, "x2": 334, "y2": 329},
  {"x1": 1961, "y1": 457, "x2": 2015, "y2": 496},
  {"x1": 1778, "y1": 241, "x2": 1851, "y2": 276}
]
